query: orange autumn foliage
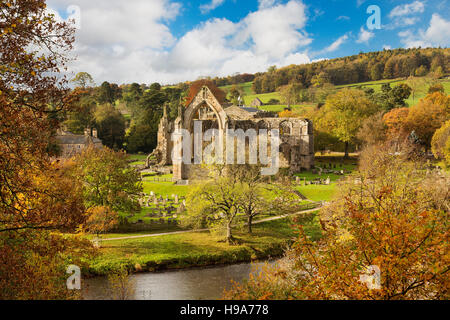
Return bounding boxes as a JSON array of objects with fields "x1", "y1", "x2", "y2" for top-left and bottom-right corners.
[
  {"x1": 0, "y1": 0, "x2": 94, "y2": 299},
  {"x1": 383, "y1": 107, "x2": 410, "y2": 140},
  {"x1": 184, "y1": 79, "x2": 226, "y2": 106},
  {"x1": 225, "y1": 145, "x2": 449, "y2": 300}
]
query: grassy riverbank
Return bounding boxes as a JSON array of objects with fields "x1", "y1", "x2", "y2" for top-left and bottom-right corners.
[{"x1": 84, "y1": 212, "x2": 322, "y2": 276}]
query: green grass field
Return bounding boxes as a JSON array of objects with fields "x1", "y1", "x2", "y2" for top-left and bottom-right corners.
[
  {"x1": 85, "y1": 213, "x2": 322, "y2": 275},
  {"x1": 337, "y1": 78, "x2": 450, "y2": 106},
  {"x1": 127, "y1": 154, "x2": 147, "y2": 166},
  {"x1": 220, "y1": 77, "x2": 450, "y2": 112}
]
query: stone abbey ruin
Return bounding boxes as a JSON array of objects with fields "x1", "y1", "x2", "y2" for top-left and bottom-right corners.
[{"x1": 147, "y1": 86, "x2": 315, "y2": 182}]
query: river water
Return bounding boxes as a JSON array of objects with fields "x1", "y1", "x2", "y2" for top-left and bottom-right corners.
[{"x1": 83, "y1": 261, "x2": 276, "y2": 300}]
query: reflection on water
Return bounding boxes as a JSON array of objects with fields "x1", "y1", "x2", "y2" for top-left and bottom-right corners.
[{"x1": 83, "y1": 261, "x2": 275, "y2": 300}]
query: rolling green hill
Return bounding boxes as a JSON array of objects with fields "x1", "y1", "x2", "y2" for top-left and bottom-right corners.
[{"x1": 220, "y1": 77, "x2": 450, "y2": 114}]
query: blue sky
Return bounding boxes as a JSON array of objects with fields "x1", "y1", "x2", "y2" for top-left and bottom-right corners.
[{"x1": 47, "y1": 0, "x2": 450, "y2": 84}]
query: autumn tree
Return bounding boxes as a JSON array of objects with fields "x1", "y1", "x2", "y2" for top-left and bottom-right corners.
[
  {"x1": 316, "y1": 89, "x2": 379, "y2": 158},
  {"x1": 383, "y1": 107, "x2": 410, "y2": 146},
  {"x1": 226, "y1": 144, "x2": 449, "y2": 300},
  {"x1": 406, "y1": 76, "x2": 428, "y2": 104},
  {"x1": 185, "y1": 79, "x2": 226, "y2": 106},
  {"x1": 185, "y1": 174, "x2": 241, "y2": 244},
  {"x1": 279, "y1": 83, "x2": 303, "y2": 107},
  {"x1": 431, "y1": 120, "x2": 450, "y2": 164},
  {"x1": 84, "y1": 206, "x2": 119, "y2": 238},
  {"x1": 428, "y1": 83, "x2": 445, "y2": 94},
  {"x1": 356, "y1": 112, "x2": 387, "y2": 146},
  {"x1": 230, "y1": 165, "x2": 302, "y2": 235},
  {"x1": 405, "y1": 92, "x2": 449, "y2": 150},
  {"x1": 278, "y1": 109, "x2": 298, "y2": 118},
  {"x1": 107, "y1": 267, "x2": 136, "y2": 300},
  {"x1": 0, "y1": 0, "x2": 94, "y2": 299}
]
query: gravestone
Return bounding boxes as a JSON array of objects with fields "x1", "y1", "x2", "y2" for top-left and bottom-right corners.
[{"x1": 174, "y1": 194, "x2": 179, "y2": 204}]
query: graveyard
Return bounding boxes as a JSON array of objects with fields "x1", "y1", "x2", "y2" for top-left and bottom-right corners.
[
  {"x1": 81, "y1": 153, "x2": 358, "y2": 274},
  {"x1": 107, "y1": 153, "x2": 358, "y2": 236}
]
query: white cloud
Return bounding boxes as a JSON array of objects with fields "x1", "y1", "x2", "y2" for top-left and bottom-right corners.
[
  {"x1": 258, "y1": 0, "x2": 277, "y2": 9},
  {"x1": 356, "y1": 27, "x2": 374, "y2": 44},
  {"x1": 236, "y1": 1, "x2": 311, "y2": 60},
  {"x1": 389, "y1": 1, "x2": 425, "y2": 17},
  {"x1": 48, "y1": 0, "x2": 312, "y2": 84},
  {"x1": 399, "y1": 14, "x2": 450, "y2": 48},
  {"x1": 336, "y1": 16, "x2": 350, "y2": 21},
  {"x1": 160, "y1": 1, "x2": 311, "y2": 81},
  {"x1": 383, "y1": 45, "x2": 392, "y2": 50},
  {"x1": 200, "y1": 0, "x2": 226, "y2": 14},
  {"x1": 321, "y1": 34, "x2": 349, "y2": 53}
]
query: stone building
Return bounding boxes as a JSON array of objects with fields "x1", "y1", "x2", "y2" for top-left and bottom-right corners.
[
  {"x1": 250, "y1": 97, "x2": 263, "y2": 108},
  {"x1": 55, "y1": 128, "x2": 103, "y2": 158},
  {"x1": 147, "y1": 86, "x2": 314, "y2": 182}
]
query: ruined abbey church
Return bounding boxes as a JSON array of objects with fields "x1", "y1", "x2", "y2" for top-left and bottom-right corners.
[{"x1": 147, "y1": 86, "x2": 314, "y2": 182}]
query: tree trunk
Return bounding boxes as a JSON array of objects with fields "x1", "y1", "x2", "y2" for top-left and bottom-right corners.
[
  {"x1": 247, "y1": 216, "x2": 253, "y2": 234},
  {"x1": 226, "y1": 222, "x2": 233, "y2": 244},
  {"x1": 344, "y1": 142, "x2": 349, "y2": 159}
]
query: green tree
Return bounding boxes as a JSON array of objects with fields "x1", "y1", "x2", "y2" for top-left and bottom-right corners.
[
  {"x1": 279, "y1": 83, "x2": 303, "y2": 107},
  {"x1": 71, "y1": 72, "x2": 95, "y2": 89},
  {"x1": 63, "y1": 90, "x2": 97, "y2": 134},
  {"x1": 228, "y1": 84, "x2": 244, "y2": 106},
  {"x1": 94, "y1": 104, "x2": 126, "y2": 149},
  {"x1": 72, "y1": 146, "x2": 142, "y2": 214},
  {"x1": 184, "y1": 168, "x2": 242, "y2": 244},
  {"x1": 98, "y1": 81, "x2": 113, "y2": 104},
  {"x1": 316, "y1": 89, "x2": 379, "y2": 158}
]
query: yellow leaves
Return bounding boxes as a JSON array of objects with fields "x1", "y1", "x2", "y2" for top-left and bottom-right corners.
[
  {"x1": 6, "y1": 2, "x2": 11, "y2": 7},
  {"x1": 31, "y1": 71, "x2": 36, "y2": 77},
  {"x1": 337, "y1": 229, "x2": 355, "y2": 243}
]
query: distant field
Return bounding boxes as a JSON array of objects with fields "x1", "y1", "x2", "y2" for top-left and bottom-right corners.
[
  {"x1": 220, "y1": 81, "x2": 254, "y2": 96},
  {"x1": 337, "y1": 78, "x2": 450, "y2": 106},
  {"x1": 220, "y1": 77, "x2": 450, "y2": 111}
]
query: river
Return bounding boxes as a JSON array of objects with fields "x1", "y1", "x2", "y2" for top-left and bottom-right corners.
[{"x1": 83, "y1": 261, "x2": 276, "y2": 300}]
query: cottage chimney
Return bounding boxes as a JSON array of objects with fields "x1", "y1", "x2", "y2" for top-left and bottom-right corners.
[{"x1": 92, "y1": 128, "x2": 98, "y2": 138}]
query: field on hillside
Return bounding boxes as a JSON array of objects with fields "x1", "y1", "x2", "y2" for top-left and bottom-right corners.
[
  {"x1": 337, "y1": 78, "x2": 450, "y2": 106},
  {"x1": 220, "y1": 77, "x2": 450, "y2": 112}
]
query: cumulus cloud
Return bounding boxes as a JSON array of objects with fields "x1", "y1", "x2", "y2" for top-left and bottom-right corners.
[
  {"x1": 200, "y1": 0, "x2": 226, "y2": 14},
  {"x1": 161, "y1": 1, "x2": 311, "y2": 80},
  {"x1": 389, "y1": 1, "x2": 425, "y2": 17},
  {"x1": 399, "y1": 14, "x2": 450, "y2": 48},
  {"x1": 356, "y1": 27, "x2": 374, "y2": 44},
  {"x1": 48, "y1": 0, "x2": 312, "y2": 84}
]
